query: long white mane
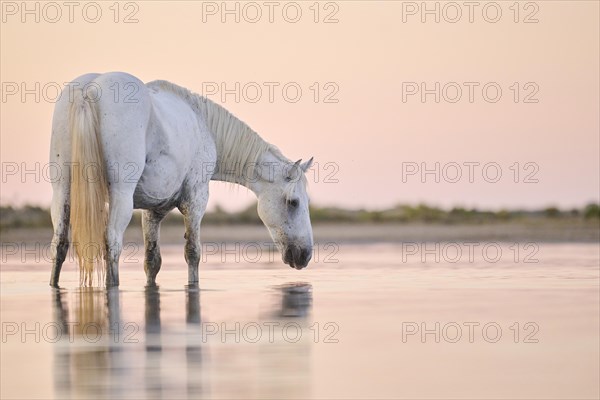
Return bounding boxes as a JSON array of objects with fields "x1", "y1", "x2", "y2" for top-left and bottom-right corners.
[{"x1": 148, "y1": 80, "x2": 286, "y2": 183}]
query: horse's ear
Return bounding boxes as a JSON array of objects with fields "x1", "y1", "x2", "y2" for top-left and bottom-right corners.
[
  {"x1": 300, "y1": 157, "x2": 314, "y2": 172},
  {"x1": 285, "y1": 160, "x2": 302, "y2": 182}
]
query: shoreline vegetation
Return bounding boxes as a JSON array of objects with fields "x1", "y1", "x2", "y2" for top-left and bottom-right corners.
[
  {"x1": 2, "y1": 203, "x2": 599, "y2": 229},
  {"x1": 1, "y1": 203, "x2": 598, "y2": 244}
]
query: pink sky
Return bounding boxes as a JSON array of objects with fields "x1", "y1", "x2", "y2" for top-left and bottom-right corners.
[{"x1": 1, "y1": 1, "x2": 598, "y2": 211}]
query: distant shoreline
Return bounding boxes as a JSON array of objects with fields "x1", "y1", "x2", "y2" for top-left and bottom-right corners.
[{"x1": 2, "y1": 220, "x2": 598, "y2": 245}]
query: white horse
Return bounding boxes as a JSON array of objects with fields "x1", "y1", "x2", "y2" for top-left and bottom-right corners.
[{"x1": 49, "y1": 72, "x2": 314, "y2": 287}]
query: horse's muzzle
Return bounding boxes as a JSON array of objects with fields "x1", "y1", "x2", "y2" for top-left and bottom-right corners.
[{"x1": 283, "y1": 245, "x2": 312, "y2": 270}]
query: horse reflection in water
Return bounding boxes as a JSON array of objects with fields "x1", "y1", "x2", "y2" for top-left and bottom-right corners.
[
  {"x1": 278, "y1": 283, "x2": 313, "y2": 318},
  {"x1": 52, "y1": 288, "x2": 123, "y2": 398},
  {"x1": 143, "y1": 285, "x2": 204, "y2": 397},
  {"x1": 52, "y1": 286, "x2": 204, "y2": 399},
  {"x1": 51, "y1": 283, "x2": 313, "y2": 399}
]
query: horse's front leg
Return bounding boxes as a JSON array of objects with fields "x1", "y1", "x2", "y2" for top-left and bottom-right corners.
[{"x1": 179, "y1": 190, "x2": 208, "y2": 285}]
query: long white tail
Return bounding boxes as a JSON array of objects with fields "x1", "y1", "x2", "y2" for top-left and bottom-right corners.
[{"x1": 69, "y1": 89, "x2": 108, "y2": 286}]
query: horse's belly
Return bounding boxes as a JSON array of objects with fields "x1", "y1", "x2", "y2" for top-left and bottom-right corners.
[
  {"x1": 133, "y1": 122, "x2": 194, "y2": 207},
  {"x1": 133, "y1": 158, "x2": 184, "y2": 208}
]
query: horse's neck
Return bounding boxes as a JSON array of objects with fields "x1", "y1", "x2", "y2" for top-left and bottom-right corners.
[
  {"x1": 210, "y1": 148, "x2": 285, "y2": 191},
  {"x1": 200, "y1": 99, "x2": 291, "y2": 190}
]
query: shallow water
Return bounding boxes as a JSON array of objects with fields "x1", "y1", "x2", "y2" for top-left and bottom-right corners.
[{"x1": 1, "y1": 243, "x2": 599, "y2": 399}]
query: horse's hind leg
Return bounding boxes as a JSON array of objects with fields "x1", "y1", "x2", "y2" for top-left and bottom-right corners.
[
  {"x1": 93, "y1": 72, "x2": 150, "y2": 286},
  {"x1": 49, "y1": 188, "x2": 70, "y2": 287},
  {"x1": 105, "y1": 190, "x2": 137, "y2": 287},
  {"x1": 142, "y1": 209, "x2": 168, "y2": 286}
]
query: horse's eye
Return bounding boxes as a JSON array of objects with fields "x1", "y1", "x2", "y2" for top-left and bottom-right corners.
[{"x1": 287, "y1": 199, "x2": 299, "y2": 209}]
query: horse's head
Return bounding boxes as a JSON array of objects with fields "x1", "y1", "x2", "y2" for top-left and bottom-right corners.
[{"x1": 255, "y1": 157, "x2": 314, "y2": 269}]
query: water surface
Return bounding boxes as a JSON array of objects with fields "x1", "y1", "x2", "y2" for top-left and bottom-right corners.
[{"x1": 1, "y1": 243, "x2": 599, "y2": 399}]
